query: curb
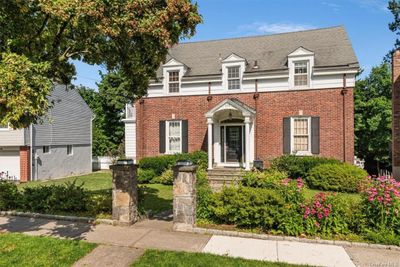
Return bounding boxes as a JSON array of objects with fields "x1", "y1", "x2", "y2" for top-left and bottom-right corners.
[
  {"x1": 191, "y1": 227, "x2": 400, "y2": 251},
  {"x1": 0, "y1": 211, "x2": 116, "y2": 225}
]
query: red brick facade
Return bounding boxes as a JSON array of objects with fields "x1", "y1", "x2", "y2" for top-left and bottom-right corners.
[
  {"x1": 136, "y1": 88, "x2": 354, "y2": 166},
  {"x1": 393, "y1": 50, "x2": 400, "y2": 180},
  {"x1": 19, "y1": 146, "x2": 30, "y2": 182}
]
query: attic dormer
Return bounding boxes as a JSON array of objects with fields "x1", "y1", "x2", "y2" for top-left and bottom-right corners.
[
  {"x1": 162, "y1": 58, "x2": 188, "y2": 94},
  {"x1": 288, "y1": 47, "x2": 315, "y2": 89},
  {"x1": 221, "y1": 53, "x2": 247, "y2": 91}
]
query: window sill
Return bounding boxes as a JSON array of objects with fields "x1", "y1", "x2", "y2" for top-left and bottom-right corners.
[{"x1": 292, "y1": 151, "x2": 312, "y2": 156}]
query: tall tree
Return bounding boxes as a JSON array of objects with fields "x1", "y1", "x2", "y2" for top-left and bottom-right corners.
[
  {"x1": 355, "y1": 63, "x2": 392, "y2": 173},
  {"x1": 0, "y1": 0, "x2": 202, "y2": 129}
]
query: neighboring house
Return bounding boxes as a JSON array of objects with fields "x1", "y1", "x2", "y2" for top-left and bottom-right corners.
[
  {"x1": 124, "y1": 26, "x2": 359, "y2": 170},
  {"x1": 0, "y1": 84, "x2": 93, "y2": 181}
]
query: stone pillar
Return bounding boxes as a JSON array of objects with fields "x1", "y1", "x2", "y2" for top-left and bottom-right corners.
[
  {"x1": 110, "y1": 163, "x2": 139, "y2": 225},
  {"x1": 173, "y1": 165, "x2": 197, "y2": 231},
  {"x1": 207, "y1": 118, "x2": 213, "y2": 170},
  {"x1": 393, "y1": 50, "x2": 400, "y2": 181}
]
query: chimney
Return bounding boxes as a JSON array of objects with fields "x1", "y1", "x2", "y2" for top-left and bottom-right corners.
[{"x1": 392, "y1": 50, "x2": 400, "y2": 180}]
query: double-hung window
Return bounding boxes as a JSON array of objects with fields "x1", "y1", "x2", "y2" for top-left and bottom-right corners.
[
  {"x1": 294, "y1": 61, "x2": 309, "y2": 87},
  {"x1": 292, "y1": 117, "x2": 311, "y2": 154},
  {"x1": 168, "y1": 71, "x2": 180, "y2": 93},
  {"x1": 167, "y1": 121, "x2": 182, "y2": 154},
  {"x1": 43, "y1": 146, "x2": 50, "y2": 154},
  {"x1": 227, "y1": 66, "x2": 241, "y2": 90}
]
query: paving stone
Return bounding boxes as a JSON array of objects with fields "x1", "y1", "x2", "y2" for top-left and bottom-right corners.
[
  {"x1": 73, "y1": 245, "x2": 144, "y2": 267},
  {"x1": 203, "y1": 235, "x2": 278, "y2": 262}
]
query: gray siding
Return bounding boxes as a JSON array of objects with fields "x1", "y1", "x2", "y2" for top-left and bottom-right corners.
[
  {"x1": 0, "y1": 129, "x2": 25, "y2": 146},
  {"x1": 33, "y1": 145, "x2": 92, "y2": 180},
  {"x1": 31, "y1": 84, "x2": 93, "y2": 146}
]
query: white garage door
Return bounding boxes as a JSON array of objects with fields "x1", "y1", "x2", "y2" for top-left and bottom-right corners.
[{"x1": 0, "y1": 150, "x2": 20, "y2": 180}]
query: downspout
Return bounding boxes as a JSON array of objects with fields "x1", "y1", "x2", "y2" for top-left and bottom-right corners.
[
  {"x1": 29, "y1": 124, "x2": 33, "y2": 181},
  {"x1": 341, "y1": 74, "x2": 348, "y2": 163},
  {"x1": 139, "y1": 98, "x2": 145, "y2": 159},
  {"x1": 91, "y1": 114, "x2": 96, "y2": 171},
  {"x1": 207, "y1": 82, "x2": 213, "y2": 104},
  {"x1": 253, "y1": 79, "x2": 259, "y2": 159}
]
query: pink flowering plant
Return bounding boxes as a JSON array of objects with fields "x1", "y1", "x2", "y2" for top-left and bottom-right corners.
[
  {"x1": 278, "y1": 177, "x2": 305, "y2": 205},
  {"x1": 301, "y1": 192, "x2": 349, "y2": 235},
  {"x1": 361, "y1": 176, "x2": 400, "y2": 234}
]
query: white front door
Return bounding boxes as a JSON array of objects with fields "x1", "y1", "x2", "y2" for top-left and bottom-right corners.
[{"x1": 0, "y1": 149, "x2": 20, "y2": 180}]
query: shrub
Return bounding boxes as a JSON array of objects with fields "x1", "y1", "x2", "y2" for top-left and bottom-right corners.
[
  {"x1": 271, "y1": 155, "x2": 341, "y2": 179},
  {"x1": 306, "y1": 163, "x2": 368, "y2": 192},
  {"x1": 360, "y1": 176, "x2": 400, "y2": 235},
  {"x1": 0, "y1": 181, "x2": 21, "y2": 210},
  {"x1": 139, "y1": 151, "x2": 208, "y2": 176},
  {"x1": 152, "y1": 169, "x2": 174, "y2": 185},
  {"x1": 22, "y1": 181, "x2": 90, "y2": 213},
  {"x1": 137, "y1": 168, "x2": 157, "y2": 184},
  {"x1": 196, "y1": 168, "x2": 214, "y2": 220},
  {"x1": 211, "y1": 186, "x2": 284, "y2": 229},
  {"x1": 241, "y1": 168, "x2": 288, "y2": 189}
]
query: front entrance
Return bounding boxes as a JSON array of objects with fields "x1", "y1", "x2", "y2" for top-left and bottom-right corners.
[{"x1": 221, "y1": 125, "x2": 244, "y2": 164}]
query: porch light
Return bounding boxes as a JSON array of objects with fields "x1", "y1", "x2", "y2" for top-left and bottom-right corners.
[{"x1": 228, "y1": 111, "x2": 233, "y2": 120}]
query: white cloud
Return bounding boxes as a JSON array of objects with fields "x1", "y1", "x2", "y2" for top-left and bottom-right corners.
[
  {"x1": 353, "y1": 0, "x2": 388, "y2": 12},
  {"x1": 322, "y1": 1, "x2": 341, "y2": 12},
  {"x1": 238, "y1": 22, "x2": 316, "y2": 35}
]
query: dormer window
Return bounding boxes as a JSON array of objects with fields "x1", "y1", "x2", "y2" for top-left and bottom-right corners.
[
  {"x1": 0, "y1": 123, "x2": 10, "y2": 131},
  {"x1": 227, "y1": 66, "x2": 241, "y2": 90},
  {"x1": 294, "y1": 61, "x2": 309, "y2": 87},
  {"x1": 168, "y1": 71, "x2": 180, "y2": 93}
]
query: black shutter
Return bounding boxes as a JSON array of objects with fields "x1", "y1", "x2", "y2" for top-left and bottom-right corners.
[
  {"x1": 311, "y1": 117, "x2": 320, "y2": 155},
  {"x1": 182, "y1": 120, "x2": 188, "y2": 153},
  {"x1": 159, "y1": 121, "x2": 166, "y2": 154},
  {"x1": 283, "y1": 117, "x2": 291, "y2": 154}
]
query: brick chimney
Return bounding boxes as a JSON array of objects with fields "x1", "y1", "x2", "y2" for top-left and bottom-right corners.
[{"x1": 392, "y1": 50, "x2": 400, "y2": 180}]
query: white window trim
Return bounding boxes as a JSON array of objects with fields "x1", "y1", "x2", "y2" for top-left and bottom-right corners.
[
  {"x1": 167, "y1": 70, "x2": 180, "y2": 93},
  {"x1": 221, "y1": 54, "x2": 246, "y2": 92},
  {"x1": 227, "y1": 65, "x2": 241, "y2": 90},
  {"x1": 290, "y1": 117, "x2": 312, "y2": 156},
  {"x1": 67, "y1": 145, "x2": 73, "y2": 156},
  {"x1": 288, "y1": 48, "x2": 314, "y2": 89},
  {"x1": 43, "y1": 146, "x2": 51, "y2": 154},
  {"x1": 162, "y1": 59, "x2": 186, "y2": 95},
  {"x1": 293, "y1": 61, "x2": 310, "y2": 88},
  {"x1": 165, "y1": 120, "x2": 182, "y2": 154}
]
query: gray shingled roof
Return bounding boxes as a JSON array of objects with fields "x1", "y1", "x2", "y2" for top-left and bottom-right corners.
[{"x1": 158, "y1": 26, "x2": 358, "y2": 77}]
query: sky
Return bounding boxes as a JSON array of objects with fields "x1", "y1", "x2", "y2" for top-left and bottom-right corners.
[{"x1": 72, "y1": 0, "x2": 397, "y2": 89}]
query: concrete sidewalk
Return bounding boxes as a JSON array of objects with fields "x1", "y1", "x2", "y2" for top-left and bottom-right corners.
[{"x1": 1, "y1": 215, "x2": 400, "y2": 267}]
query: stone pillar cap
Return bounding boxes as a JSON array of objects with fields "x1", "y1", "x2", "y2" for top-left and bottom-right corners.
[{"x1": 173, "y1": 165, "x2": 198, "y2": 172}]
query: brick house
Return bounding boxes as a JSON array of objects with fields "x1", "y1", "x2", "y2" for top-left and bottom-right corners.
[{"x1": 124, "y1": 26, "x2": 359, "y2": 170}]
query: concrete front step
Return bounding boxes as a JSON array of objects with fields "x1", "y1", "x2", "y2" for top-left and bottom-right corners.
[{"x1": 207, "y1": 168, "x2": 248, "y2": 191}]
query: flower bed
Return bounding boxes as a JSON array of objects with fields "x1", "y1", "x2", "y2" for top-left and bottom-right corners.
[{"x1": 197, "y1": 174, "x2": 400, "y2": 246}]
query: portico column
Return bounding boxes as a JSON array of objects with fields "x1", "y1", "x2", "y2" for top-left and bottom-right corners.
[
  {"x1": 245, "y1": 117, "x2": 251, "y2": 171},
  {"x1": 207, "y1": 118, "x2": 213, "y2": 170}
]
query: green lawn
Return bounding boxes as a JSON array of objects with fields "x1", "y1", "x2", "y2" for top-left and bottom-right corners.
[
  {"x1": 304, "y1": 188, "x2": 361, "y2": 203},
  {"x1": 132, "y1": 250, "x2": 310, "y2": 267},
  {"x1": 0, "y1": 233, "x2": 95, "y2": 267},
  {"x1": 17, "y1": 171, "x2": 173, "y2": 217}
]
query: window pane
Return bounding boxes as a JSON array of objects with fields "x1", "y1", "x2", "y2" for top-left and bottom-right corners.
[
  {"x1": 169, "y1": 71, "x2": 179, "y2": 82},
  {"x1": 228, "y1": 66, "x2": 240, "y2": 78},
  {"x1": 294, "y1": 119, "x2": 308, "y2": 135},
  {"x1": 294, "y1": 62, "x2": 307, "y2": 74},
  {"x1": 0, "y1": 124, "x2": 8, "y2": 129},
  {"x1": 294, "y1": 136, "x2": 309, "y2": 151},
  {"x1": 294, "y1": 75, "x2": 308, "y2": 86},
  {"x1": 168, "y1": 121, "x2": 181, "y2": 153},
  {"x1": 169, "y1": 82, "x2": 179, "y2": 93},
  {"x1": 228, "y1": 79, "x2": 240, "y2": 90}
]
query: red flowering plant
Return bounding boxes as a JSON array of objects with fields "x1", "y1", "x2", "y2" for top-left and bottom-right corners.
[
  {"x1": 360, "y1": 176, "x2": 400, "y2": 234},
  {"x1": 301, "y1": 192, "x2": 349, "y2": 235}
]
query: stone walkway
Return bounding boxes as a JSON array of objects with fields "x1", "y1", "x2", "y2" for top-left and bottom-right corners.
[{"x1": 1, "y1": 215, "x2": 400, "y2": 267}]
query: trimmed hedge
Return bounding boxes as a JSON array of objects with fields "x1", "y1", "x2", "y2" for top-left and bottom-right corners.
[
  {"x1": 241, "y1": 168, "x2": 288, "y2": 189},
  {"x1": 211, "y1": 186, "x2": 284, "y2": 229},
  {"x1": 137, "y1": 168, "x2": 157, "y2": 184},
  {"x1": 139, "y1": 151, "x2": 207, "y2": 176},
  {"x1": 271, "y1": 155, "x2": 341, "y2": 179},
  {"x1": 306, "y1": 163, "x2": 368, "y2": 193}
]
